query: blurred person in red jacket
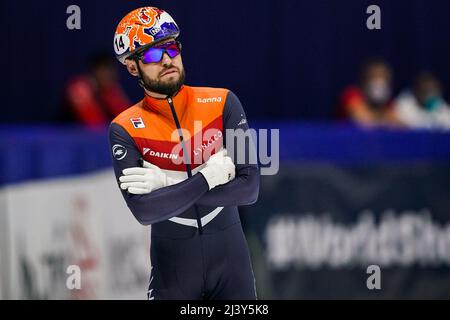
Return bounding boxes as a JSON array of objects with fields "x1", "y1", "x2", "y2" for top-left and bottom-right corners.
[
  {"x1": 61, "y1": 52, "x2": 130, "y2": 126},
  {"x1": 337, "y1": 58, "x2": 402, "y2": 128}
]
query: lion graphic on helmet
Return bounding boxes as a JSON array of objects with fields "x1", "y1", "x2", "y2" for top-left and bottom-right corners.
[{"x1": 114, "y1": 7, "x2": 180, "y2": 64}]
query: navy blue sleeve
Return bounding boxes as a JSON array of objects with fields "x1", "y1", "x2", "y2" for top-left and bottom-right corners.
[
  {"x1": 108, "y1": 122, "x2": 209, "y2": 225},
  {"x1": 196, "y1": 91, "x2": 260, "y2": 207}
]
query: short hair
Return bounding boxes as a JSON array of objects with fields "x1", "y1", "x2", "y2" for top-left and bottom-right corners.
[
  {"x1": 88, "y1": 51, "x2": 115, "y2": 70},
  {"x1": 413, "y1": 71, "x2": 441, "y2": 94},
  {"x1": 358, "y1": 58, "x2": 392, "y2": 84}
]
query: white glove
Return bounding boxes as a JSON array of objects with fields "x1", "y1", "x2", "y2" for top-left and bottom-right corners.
[
  {"x1": 141, "y1": 160, "x2": 182, "y2": 185},
  {"x1": 119, "y1": 161, "x2": 168, "y2": 195},
  {"x1": 199, "y1": 149, "x2": 236, "y2": 190}
]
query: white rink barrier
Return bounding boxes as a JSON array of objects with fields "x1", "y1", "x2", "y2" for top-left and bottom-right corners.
[{"x1": 0, "y1": 169, "x2": 150, "y2": 300}]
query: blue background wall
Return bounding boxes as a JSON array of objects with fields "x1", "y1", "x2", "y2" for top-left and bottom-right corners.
[{"x1": 1, "y1": 0, "x2": 449, "y2": 122}]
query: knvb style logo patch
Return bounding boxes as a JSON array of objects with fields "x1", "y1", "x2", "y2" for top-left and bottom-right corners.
[{"x1": 112, "y1": 144, "x2": 127, "y2": 160}]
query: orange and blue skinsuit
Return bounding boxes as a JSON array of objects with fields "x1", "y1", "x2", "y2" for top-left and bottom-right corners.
[{"x1": 108, "y1": 85, "x2": 259, "y2": 299}]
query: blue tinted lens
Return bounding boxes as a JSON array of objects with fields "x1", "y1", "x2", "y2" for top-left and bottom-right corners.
[
  {"x1": 140, "y1": 42, "x2": 181, "y2": 64},
  {"x1": 141, "y1": 47, "x2": 164, "y2": 64},
  {"x1": 163, "y1": 42, "x2": 181, "y2": 58},
  {"x1": 166, "y1": 48, "x2": 180, "y2": 59}
]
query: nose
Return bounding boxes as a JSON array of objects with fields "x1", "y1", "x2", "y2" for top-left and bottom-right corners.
[{"x1": 161, "y1": 52, "x2": 172, "y2": 67}]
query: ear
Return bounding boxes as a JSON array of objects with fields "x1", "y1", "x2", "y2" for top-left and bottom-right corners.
[{"x1": 125, "y1": 59, "x2": 140, "y2": 77}]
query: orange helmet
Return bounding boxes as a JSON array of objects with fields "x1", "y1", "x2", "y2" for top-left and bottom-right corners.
[{"x1": 113, "y1": 7, "x2": 180, "y2": 64}]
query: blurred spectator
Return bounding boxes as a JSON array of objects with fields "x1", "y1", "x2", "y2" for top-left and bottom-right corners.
[
  {"x1": 60, "y1": 52, "x2": 130, "y2": 126},
  {"x1": 394, "y1": 72, "x2": 450, "y2": 130},
  {"x1": 337, "y1": 58, "x2": 401, "y2": 128}
]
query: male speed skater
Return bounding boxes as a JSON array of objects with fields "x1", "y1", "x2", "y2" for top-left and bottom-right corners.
[{"x1": 109, "y1": 7, "x2": 260, "y2": 300}]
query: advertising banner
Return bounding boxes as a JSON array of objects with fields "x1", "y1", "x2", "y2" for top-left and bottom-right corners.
[{"x1": 243, "y1": 163, "x2": 450, "y2": 299}]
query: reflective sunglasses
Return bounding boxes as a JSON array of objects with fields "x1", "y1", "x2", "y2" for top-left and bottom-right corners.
[{"x1": 136, "y1": 41, "x2": 182, "y2": 64}]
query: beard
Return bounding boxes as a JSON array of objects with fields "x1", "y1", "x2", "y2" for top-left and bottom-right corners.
[{"x1": 140, "y1": 66, "x2": 186, "y2": 97}]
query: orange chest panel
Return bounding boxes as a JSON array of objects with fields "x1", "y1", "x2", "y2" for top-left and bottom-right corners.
[{"x1": 113, "y1": 87, "x2": 228, "y2": 171}]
